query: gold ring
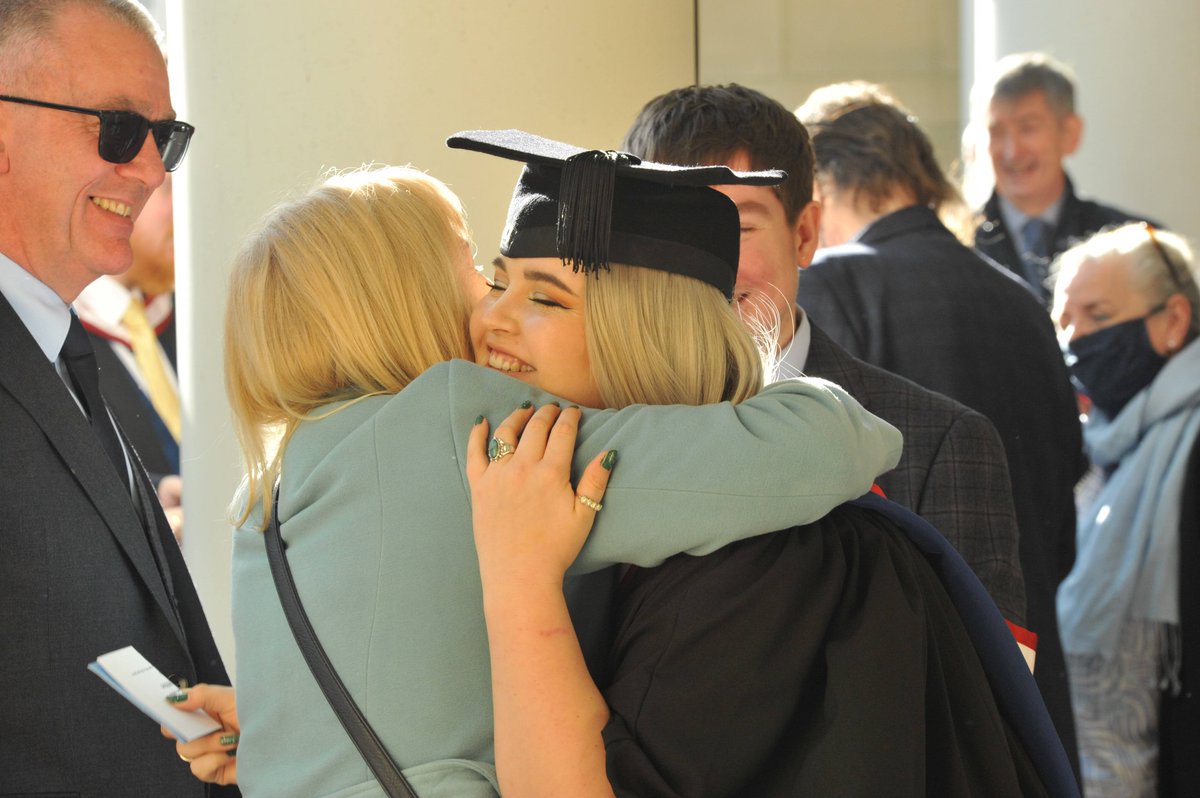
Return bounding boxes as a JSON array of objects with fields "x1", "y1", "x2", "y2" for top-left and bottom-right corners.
[
  {"x1": 488, "y1": 436, "x2": 516, "y2": 462},
  {"x1": 179, "y1": 753, "x2": 193, "y2": 764},
  {"x1": 578, "y1": 494, "x2": 603, "y2": 512}
]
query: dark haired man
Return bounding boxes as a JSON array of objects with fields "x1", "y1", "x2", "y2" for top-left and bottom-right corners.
[
  {"x1": 622, "y1": 83, "x2": 1025, "y2": 624},
  {"x1": 974, "y1": 52, "x2": 1159, "y2": 306}
]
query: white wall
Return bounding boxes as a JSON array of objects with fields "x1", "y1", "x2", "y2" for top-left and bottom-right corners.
[
  {"x1": 961, "y1": 0, "x2": 1200, "y2": 242},
  {"x1": 170, "y1": 0, "x2": 696, "y2": 672},
  {"x1": 699, "y1": 0, "x2": 964, "y2": 183}
]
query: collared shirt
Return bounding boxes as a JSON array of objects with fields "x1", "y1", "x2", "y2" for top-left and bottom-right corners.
[
  {"x1": 773, "y1": 306, "x2": 812, "y2": 382},
  {"x1": 0, "y1": 251, "x2": 133, "y2": 489},
  {"x1": 998, "y1": 191, "x2": 1067, "y2": 259},
  {"x1": 0, "y1": 251, "x2": 72, "y2": 363}
]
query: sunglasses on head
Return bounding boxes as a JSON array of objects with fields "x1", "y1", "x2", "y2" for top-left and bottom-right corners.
[
  {"x1": 1142, "y1": 222, "x2": 1191, "y2": 293},
  {"x1": 0, "y1": 94, "x2": 194, "y2": 172}
]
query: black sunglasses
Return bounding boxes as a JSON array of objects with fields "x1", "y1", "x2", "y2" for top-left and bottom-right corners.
[{"x1": 0, "y1": 94, "x2": 194, "y2": 172}]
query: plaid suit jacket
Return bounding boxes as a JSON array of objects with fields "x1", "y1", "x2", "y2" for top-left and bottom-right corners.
[{"x1": 805, "y1": 322, "x2": 1026, "y2": 624}]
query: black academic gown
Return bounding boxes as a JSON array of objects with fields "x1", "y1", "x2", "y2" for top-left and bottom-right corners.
[{"x1": 602, "y1": 497, "x2": 1076, "y2": 798}]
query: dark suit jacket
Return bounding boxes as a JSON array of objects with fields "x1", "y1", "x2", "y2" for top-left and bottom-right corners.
[
  {"x1": 800, "y1": 204, "x2": 1086, "y2": 776},
  {"x1": 1161, "y1": 433, "x2": 1200, "y2": 796},
  {"x1": 88, "y1": 310, "x2": 180, "y2": 480},
  {"x1": 974, "y1": 175, "x2": 1157, "y2": 305},
  {"x1": 603, "y1": 499, "x2": 1075, "y2": 798},
  {"x1": 0, "y1": 293, "x2": 233, "y2": 797},
  {"x1": 805, "y1": 322, "x2": 1025, "y2": 624}
]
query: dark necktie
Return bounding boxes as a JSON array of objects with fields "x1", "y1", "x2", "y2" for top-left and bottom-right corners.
[
  {"x1": 1020, "y1": 218, "x2": 1054, "y2": 300},
  {"x1": 60, "y1": 312, "x2": 128, "y2": 485}
]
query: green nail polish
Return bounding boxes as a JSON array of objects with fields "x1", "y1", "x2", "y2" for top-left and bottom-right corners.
[
  {"x1": 227, "y1": 748, "x2": 238, "y2": 757},
  {"x1": 475, "y1": 415, "x2": 484, "y2": 425},
  {"x1": 520, "y1": 400, "x2": 533, "y2": 409},
  {"x1": 165, "y1": 691, "x2": 187, "y2": 704},
  {"x1": 549, "y1": 401, "x2": 561, "y2": 408},
  {"x1": 219, "y1": 734, "x2": 240, "y2": 746},
  {"x1": 602, "y1": 450, "x2": 618, "y2": 470}
]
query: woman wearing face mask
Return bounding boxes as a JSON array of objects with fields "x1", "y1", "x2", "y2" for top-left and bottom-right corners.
[
  {"x1": 458, "y1": 131, "x2": 1078, "y2": 798},
  {"x1": 1053, "y1": 222, "x2": 1200, "y2": 797},
  {"x1": 202, "y1": 164, "x2": 900, "y2": 797}
]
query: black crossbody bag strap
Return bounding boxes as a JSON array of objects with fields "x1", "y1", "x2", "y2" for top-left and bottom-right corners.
[{"x1": 265, "y1": 482, "x2": 419, "y2": 798}]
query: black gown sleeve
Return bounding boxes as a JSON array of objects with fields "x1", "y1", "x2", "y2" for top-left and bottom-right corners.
[{"x1": 601, "y1": 505, "x2": 1049, "y2": 798}]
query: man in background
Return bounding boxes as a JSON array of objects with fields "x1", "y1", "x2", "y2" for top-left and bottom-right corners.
[{"x1": 974, "y1": 52, "x2": 1158, "y2": 306}]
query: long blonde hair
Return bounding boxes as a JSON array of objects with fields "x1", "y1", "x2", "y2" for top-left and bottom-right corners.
[
  {"x1": 585, "y1": 264, "x2": 766, "y2": 407},
  {"x1": 224, "y1": 166, "x2": 473, "y2": 527}
]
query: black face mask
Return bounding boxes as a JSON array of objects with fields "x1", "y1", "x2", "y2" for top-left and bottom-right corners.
[{"x1": 1066, "y1": 316, "x2": 1167, "y2": 419}]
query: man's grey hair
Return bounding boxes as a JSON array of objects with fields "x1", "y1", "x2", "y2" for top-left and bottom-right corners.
[
  {"x1": 0, "y1": 0, "x2": 162, "y2": 87},
  {"x1": 987, "y1": 52, "x2": 1077, "y2": 118}
]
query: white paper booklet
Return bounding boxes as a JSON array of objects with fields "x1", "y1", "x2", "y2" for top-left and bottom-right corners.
[{"x1": 88, "y1": 645, "x2": 221, "y2": 742}]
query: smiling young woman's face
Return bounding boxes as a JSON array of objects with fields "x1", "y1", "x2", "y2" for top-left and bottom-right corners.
[{"x1": 469, "y1": 256, "x2": 604, "y2": 408}]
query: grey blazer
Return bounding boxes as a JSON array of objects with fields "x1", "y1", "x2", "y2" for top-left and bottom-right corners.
[
  {"x1": 0, "y1": 293, "x2": 232, "y2": 797},
  {"x1": 805, "y1": 322, "x2": 1026, "y2": 624}
]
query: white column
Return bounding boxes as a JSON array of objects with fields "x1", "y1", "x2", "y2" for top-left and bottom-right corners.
[
  {"x1": 961, "y1": 0, "x2": 1200, "y2": 242},
  {"x1": 169, "y1": 0, "x2": 696, "y2": 674}
]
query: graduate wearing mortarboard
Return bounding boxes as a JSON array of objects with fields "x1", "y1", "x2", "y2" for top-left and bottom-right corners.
[{"x1": 456, "y1": 129, "x2": 1077, "y2": 798}]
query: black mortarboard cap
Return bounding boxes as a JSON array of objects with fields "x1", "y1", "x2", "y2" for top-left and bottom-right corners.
[{"x1": 447, "y1": 129, "x2": 785, "y2": 299}]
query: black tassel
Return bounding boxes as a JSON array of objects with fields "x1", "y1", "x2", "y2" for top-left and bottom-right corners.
[{"x1": 557, "y1": 150, "x2": 636, "y2": 274}]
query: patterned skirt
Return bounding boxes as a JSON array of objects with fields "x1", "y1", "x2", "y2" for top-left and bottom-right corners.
[{"x1": 1066, "y1": 617, "x2": 1179, "y2": 798}]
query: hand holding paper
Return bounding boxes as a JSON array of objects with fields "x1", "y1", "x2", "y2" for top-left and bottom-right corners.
[
  {"x1": 88, "y1": 646, "x2": 220, "y2": 742},
  {"x1": 161, "y1": 684, "x2": 240, "y2": 787}
]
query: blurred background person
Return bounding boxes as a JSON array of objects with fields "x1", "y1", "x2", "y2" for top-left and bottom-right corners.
[
  {"x1": 973, "y1": 53, "x2": 1159, "y2": 307},
  {"x1": 797, "y1": 80, "x2": 1087, "y2": 776},
  {"x1": 74, "y1": 173, "x2": 183, "y2": 542},
  {"x1": 1053, "y1": 223, "x2": 1200, "y2": 797}
]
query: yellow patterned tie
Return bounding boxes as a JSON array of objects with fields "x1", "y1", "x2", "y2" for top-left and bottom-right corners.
[{"x1": 121, "y1": 296, "x2": 181, "y2": 442}]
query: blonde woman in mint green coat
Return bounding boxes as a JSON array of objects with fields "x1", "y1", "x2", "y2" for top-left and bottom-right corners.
[{"x1": 209, "y1": 165, "x2": 900, "y2": 798}]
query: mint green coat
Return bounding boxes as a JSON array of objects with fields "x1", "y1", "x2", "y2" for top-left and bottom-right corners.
[{"x1": 231, "y1": 360, "x2": 901, "y2": 797}]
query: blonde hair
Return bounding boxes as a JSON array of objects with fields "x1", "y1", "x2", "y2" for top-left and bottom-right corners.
[
  {"x1": 584, "y1": 264, "x2": 765, "y2": 408},
  {"x1": 225, "y1": 165, "x2": 473, "y2": 527}
]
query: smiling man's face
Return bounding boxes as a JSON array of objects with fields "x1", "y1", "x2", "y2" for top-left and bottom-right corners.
[
  {"x1": 986, "y1": 89, "x2": 1081, "y2": 217},
  {"x1": 0, "y1": 4, "x2": 171, "y2": 301}
]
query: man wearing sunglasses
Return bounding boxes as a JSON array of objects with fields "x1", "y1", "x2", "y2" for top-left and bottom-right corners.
[{"x1": 0, "y1": 2, "x2": 233, "y2": 796}]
